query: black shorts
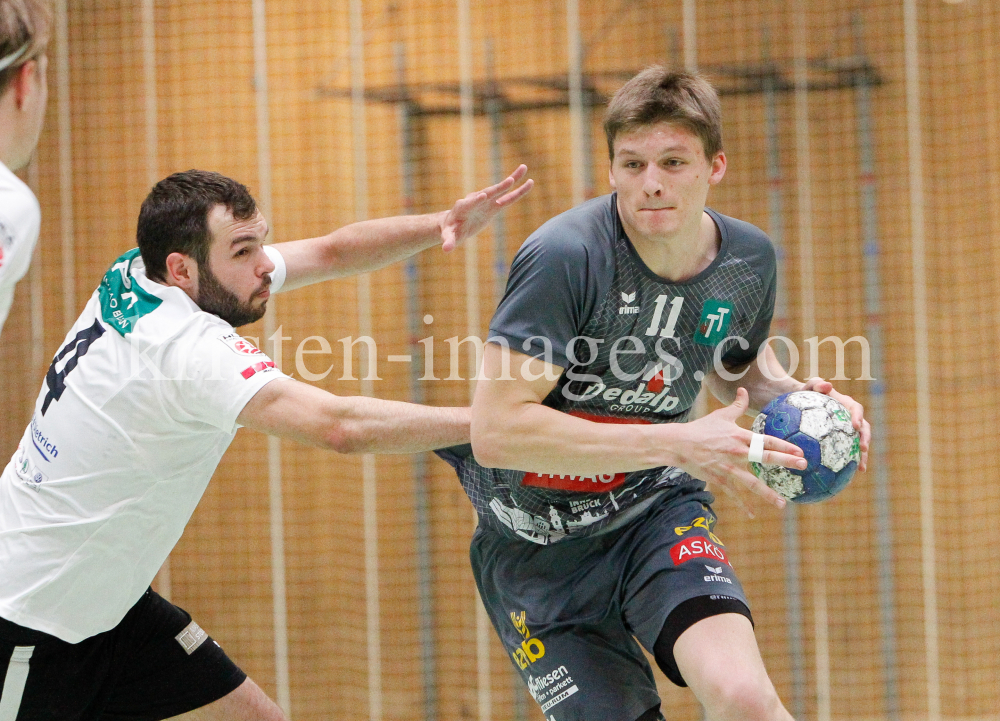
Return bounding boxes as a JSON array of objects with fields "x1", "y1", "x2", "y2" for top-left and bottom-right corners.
[
  {"x1": 0, "y1": 589, "x2": 246, "y2": 721},
  {"x1": 471, "y1": 483, "x2": 753, "y2": 721}
]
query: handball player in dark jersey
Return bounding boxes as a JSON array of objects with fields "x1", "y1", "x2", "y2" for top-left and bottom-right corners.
[{"x1": 439, "y1": 69, "x2": 870, "y2": 721}]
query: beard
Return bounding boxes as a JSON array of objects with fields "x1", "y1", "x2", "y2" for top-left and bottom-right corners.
[{"x1": 196, "y1": 263, "x2": 269, "y2": 328}]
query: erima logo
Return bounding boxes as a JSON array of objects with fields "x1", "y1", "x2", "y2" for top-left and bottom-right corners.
[
  {"x1": 704, "y1": 572, "x2": 733, "y2": 584},
  {"x1": 704, "y1": 564, "x2": 732, "y2": 585},
  {"x1": 618, "y1": 291, "x2": 639, "y2": 314}
]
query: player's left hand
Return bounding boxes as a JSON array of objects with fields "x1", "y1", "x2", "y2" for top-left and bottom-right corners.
[
  {"x1": 439, "y1": 165, "x2": 534, "y2": 251},
  {"x1": 801, "y1": 377, "x2": 871, "y2": 471}
]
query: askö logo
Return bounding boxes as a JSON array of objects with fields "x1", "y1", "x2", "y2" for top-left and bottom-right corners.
[{"x1": 669, "y1": 537, "x2": 730, "y2": 567}]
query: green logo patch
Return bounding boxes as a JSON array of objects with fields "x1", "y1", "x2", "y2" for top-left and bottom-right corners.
[
  {"x1": 99, "y1": 248, "x2": 162, "y2": 337},
  {"x1": 694, "y1": 300, "x2": 734, "y2": 346}
]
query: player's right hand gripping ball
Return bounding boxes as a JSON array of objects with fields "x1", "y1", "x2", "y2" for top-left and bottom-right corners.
[{"x1": 750, "y1": 390, "x2": 861, "y2": 503}]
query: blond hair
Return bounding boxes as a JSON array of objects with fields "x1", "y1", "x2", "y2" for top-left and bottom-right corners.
[{"x1": 0, "y1": 0, "x2": 52, "y2": 95}]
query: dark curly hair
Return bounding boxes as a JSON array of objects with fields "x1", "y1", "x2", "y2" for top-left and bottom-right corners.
[{"x1": 136, "y1": 170, "x2": 258, "y2": 281}]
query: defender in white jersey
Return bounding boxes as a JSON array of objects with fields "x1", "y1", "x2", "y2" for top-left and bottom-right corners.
[
  {"x1": 0, "y1": 0, "x2": 50, "y2": 337},
  {"x1": 468, "y1": 70, "x2": 871, "y2": 721},
  {"x1": 0, "y1": 167, "x2": 531, "y2": 720}
]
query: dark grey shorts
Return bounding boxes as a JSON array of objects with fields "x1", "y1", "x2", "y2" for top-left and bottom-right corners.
[{"x1": 471, "y1": 483, "x2": 752, "y2": 721}]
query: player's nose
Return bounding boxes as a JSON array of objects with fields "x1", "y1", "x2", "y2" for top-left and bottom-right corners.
[
  {"x1": 643, "y1": 176, "x2": 663, "y2": 196},
  {"x1": 258, "y1": 249, "x2": 275, "y2": 277}
]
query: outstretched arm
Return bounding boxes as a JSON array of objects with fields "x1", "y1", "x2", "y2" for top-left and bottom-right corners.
[
  {"x1": 272, "y1": 165, "x2": 533, "y2": 292},
  {"x1": 238, "y1": 379, "x2": 470, "y2": 454}
]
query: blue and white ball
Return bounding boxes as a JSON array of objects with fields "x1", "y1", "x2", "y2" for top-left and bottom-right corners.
[{"x1": 750, "y1": 391, "x2": 861, "y2": 504}]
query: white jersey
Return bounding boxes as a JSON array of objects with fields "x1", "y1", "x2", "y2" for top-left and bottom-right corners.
[
  {"x1": 0, "y1": 246, "x2": 289, "y2": 643},
  {"x1": 0, "y1": 161, "x2": 42, "y2": 336}
]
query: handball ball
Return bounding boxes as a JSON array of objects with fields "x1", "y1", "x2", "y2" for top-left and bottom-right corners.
[{"x1": 750, "y1": 390, "x2": 861, "y2": 504}]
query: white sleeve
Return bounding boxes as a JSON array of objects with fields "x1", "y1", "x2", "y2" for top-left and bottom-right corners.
[
  {"x1": 0, "y1": 179, "x2": 42, "y2": 333},
  {"x1": 263, "y1": 244, "x2": 286, "y2": 294},
  {"x1": 159, "y1": 319, "x2": 289, "y2": 433}
]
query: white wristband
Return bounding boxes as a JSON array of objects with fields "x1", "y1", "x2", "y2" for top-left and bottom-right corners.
[
  {"x1": 748, "y1": 433, "x2": 766, "y2": 464},
  {"x1": 262, "y1": 244, "x2": 286, "y2": 294}
]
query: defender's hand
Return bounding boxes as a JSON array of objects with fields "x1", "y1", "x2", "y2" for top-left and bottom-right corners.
[
  {"x1": 440, "y1": 165, "x2": 533, "y2": 252},
  {"x1": 669, "y1": 388, "x2": 806, "y2": 517},
  {"x1": 801, "y1": 377, "x2": 871, "y2": 471}
]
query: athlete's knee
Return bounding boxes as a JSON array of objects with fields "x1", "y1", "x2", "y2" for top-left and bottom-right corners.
[{"x1": 167, "y1": 678, "x2": 288, "y2": 721}]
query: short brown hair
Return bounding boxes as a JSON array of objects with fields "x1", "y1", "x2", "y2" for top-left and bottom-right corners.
[
  {"x1": 604, "y1": 67, "x2": 722, "y2": 161},
  {"x1": 137, "y1": 170, "x2": 258, "y2": 282},
  {"x1": 0, "y1": 0, "x2": 52, "y2": 95}
]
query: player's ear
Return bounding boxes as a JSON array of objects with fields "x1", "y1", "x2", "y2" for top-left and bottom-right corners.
[
  {"x1": 708, "y1": 151, "x2": 727, "y2": 185},
  {"x1": 164, "y1": 252, "x2": 197, "y2": 292},
  {"x1": 608, "y1": 166, "x2": 616, "y2": 189},
  {"x1": 12, "y1": 59, "x2": 40, "y2": 109}
]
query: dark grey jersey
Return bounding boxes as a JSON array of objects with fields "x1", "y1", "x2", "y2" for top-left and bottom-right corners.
[{"x1": 439, "y1": 194, "x2": 776, "y2": 545}]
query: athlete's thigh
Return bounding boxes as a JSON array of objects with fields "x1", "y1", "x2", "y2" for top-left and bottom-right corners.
[
  {"x1": 619, "y1": 491, "x2": 752, "y2": 684},
  {"x1": 98, "y1": 590, "x2": 249, "y2": 721},
  {"x1": 672, "y1": 613, "x2": 770, "y2": 697},
  {"x1": 673, "y1": 613, "x2": 790, "y2": 721},
  {"x1": 1, "y1": 591, "x2": 252, "y2": 721},
  {"x1": 513, "y1": 615, "x2": 660, "y2": 721},
  {"x1": 471, "y1": 527, "x2": 661, "y2": 721},
  {"x1": 164, "y1": 678, "x2": 285, "y2": 721}
]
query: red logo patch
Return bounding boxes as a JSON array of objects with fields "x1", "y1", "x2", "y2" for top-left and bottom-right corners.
[
  {"x1": 520, "y1": 411, "x2": 649, "y2": 491},
  {"x1": 241, "y1": 360, "x2": 276, "y2": 379},
  {"x1": 219, "y1": 332, "x2": 264, "y2": 356},
  {"x1": 233, "y1": 339, "x2": 262, "y2": 355},
  {"x1": 521, "y1": 471, "x2": 625, "y2": 491},
  {"x1": 669, "y1": 537, "x2": 730, "y2": 567}
]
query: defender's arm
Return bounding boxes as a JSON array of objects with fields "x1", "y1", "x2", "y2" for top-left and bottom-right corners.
[
  {"x1": 238, "y1": 379, "x2": 470, "y2": 454},
  {"x1": 272, "y1": 165, "x2": 532, "y2": 292}
]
